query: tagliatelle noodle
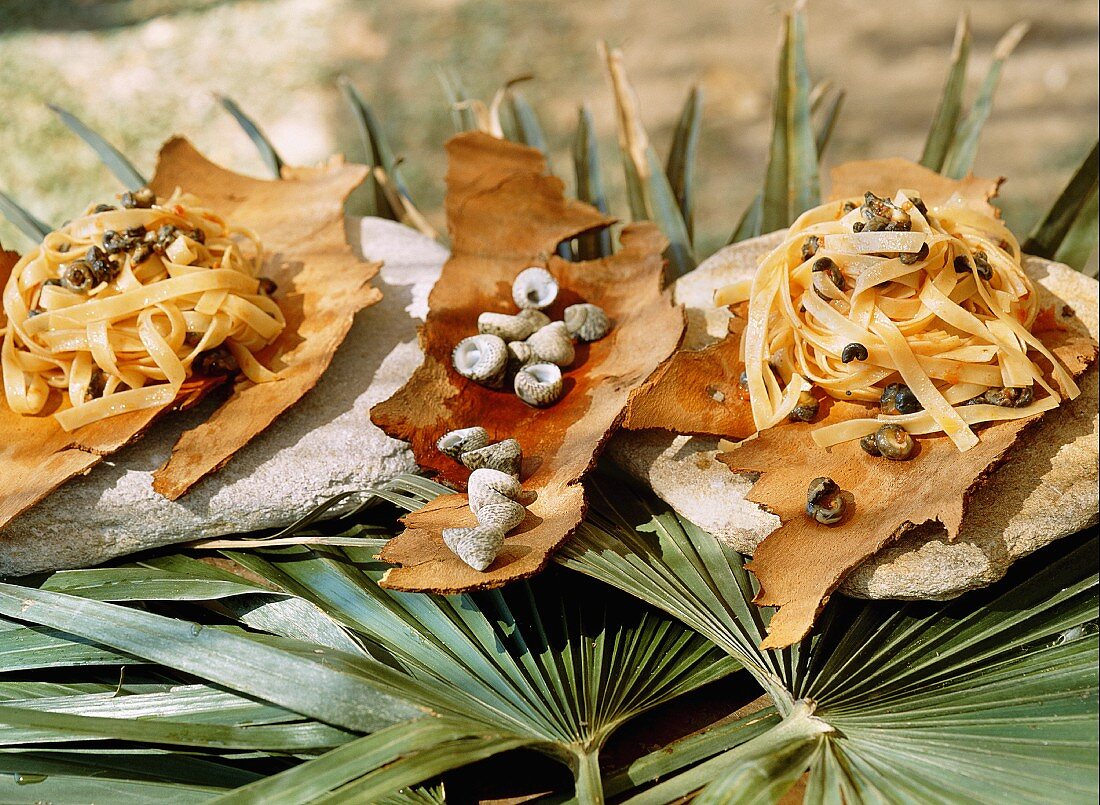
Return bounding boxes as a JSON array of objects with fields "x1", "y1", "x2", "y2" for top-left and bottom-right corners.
[
  {"x1": 715, "y1": 190, "x2": 1079, "y2": 452},
  {"x1": 0, "y1": 190, "x2": 285, "y2": 431}
]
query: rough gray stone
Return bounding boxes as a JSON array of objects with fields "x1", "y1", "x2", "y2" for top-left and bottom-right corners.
[
  {"x1": 609, "y1": 231, "x2": 1099, "y2": 600},
  {"x1": 0, "y1": 218, "x2": 445, "y2": 576}
]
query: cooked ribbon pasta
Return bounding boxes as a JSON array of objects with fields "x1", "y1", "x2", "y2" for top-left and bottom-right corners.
[
  {"x1": 1, "y1": 189, "x2": 284, "y2": 431},
  {"x1": 714, "y1": 189, "x2": 1079, "y2": 452}
]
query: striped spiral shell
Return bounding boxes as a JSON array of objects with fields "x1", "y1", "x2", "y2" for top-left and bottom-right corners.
[
  {"x1": 436, "y1": 426, "x2": 490, "y2": 459},
  {"x1": 467, "y1": 468, "x2": 524, "y2": 513},
  {"x1": 514, "y1": 362, "x2": 563, "y2": 408},
  {"x1": 442, "y1": 524, "x2": 505, "y2": 571},
  {"x1": 526, "y1": 321, "x2": 575, "y2": 367},
  {"x1": 512, "y1": 267, "x2": 559, "y2": 310},
  {"x1": 460, "y1": 438, "x2": 522, "y2": 477},
  {"x1": 563, "y1": 303, "x2": 611, "y2": 342},
  {"x1": 478, "y1": 311, "x2": 540, "y2": 342},
  {"x1": 452, "y1": 334, "x2": 508, "y2": 388}
]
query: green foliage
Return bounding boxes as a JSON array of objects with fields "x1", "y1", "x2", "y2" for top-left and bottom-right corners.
[
  {"x1": 0, "y1": 188, "x2": 51, "y2": 243},
  {"x1": 48, "y1": 104, "x2": 148, "y2": 190},
  {"x1": 666, "y1": 85, "x2": 703, "y2": 244},
  {"x1": 217, "y1": 95, "x2": 285, "y2": 180},
  {"x1": 561, "y1": 472, "x2": 1099, "y2": 802},
  {"x1": 1023, "y1": 141, "x2": 1099, "y2": 275},
  {"x1": 573, "y1": 104, "x2": 613, "y2": 260}
]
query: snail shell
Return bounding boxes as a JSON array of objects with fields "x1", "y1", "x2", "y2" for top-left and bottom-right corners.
[
  {"x1": 460, "y1": 438, "x2": 522, "y2": 477},
  {"x1": 476, "y1": 500, "x2": 526, "y2": 533},
  {"x1": 436, "y1": 426, "x2": 490, "y2": 459},
  {"x1": 512, "y1": 267, "x2": 558, "y2": 310},
  {"x1": 517, "y1": 308, "x2": 551, "y2": 330},
  {"x1": 514, "y1": 362, "x2": 563, "y2": 408},
  {"x1": 478, "y1": 311, "x2": 540, "y2": 342},
  {"x1": 563, "y1": 303, "x2": 611, "y2": 342},
  {"x1": 507, "y1": 340, "x2": 535, "y2": 370},
  {"x1": 452, "y1": 334, "x2": 508, "y2": 388},
  {"x1": 526, "y1": 321, "x2": 575, "y2": 367},
  {"x1": 467, "y1": 468, "x2": 524, "y2": 513},
  {"x1": 442, "y1": 524, "x2": 505, "y2": 572}
]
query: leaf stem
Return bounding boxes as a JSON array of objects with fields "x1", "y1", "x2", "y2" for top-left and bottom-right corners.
[{"x1": 572, "y1": 747, "x2": 605, "y2": 805}]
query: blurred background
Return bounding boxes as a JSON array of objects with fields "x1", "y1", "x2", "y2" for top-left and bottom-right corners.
[{"x1": 1, "y1": 0, "x2": 1097, "y2": 264}]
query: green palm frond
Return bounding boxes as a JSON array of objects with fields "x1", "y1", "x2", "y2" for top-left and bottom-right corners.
[
  {"x1": 666, "y1": 85, "x2": 703, "y2": 244},
  {"x1": 921, "y1": 13, "x2": 971, "y2": 172},
  {"x1": 0, "y1": 477, "x2": 739, "y2": 802},
  {"x1": 573, "y1": 103, "x2": 613, "y2": 260},
  {"x1": 561, "y1": 472, "x2": 1099, "y2": 802}
]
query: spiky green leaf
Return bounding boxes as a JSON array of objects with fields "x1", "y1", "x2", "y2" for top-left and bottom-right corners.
[
  {"x1": 921, "y1": 13, "x2": 972, "y2": 172},
  {"x1": 1023, "y1": 141, "x2": 1099, "y2": 272},
  {"x1": 216, "y1": 95, "x2": 284, "y2": 180},
  {"x1": 666, "y1": 85, "x2": 703, "y2": 243},
  {"x1": 0, "y1": 189, "x2": 50, "y2": 242},
  {"x1": 48, "y1": 104, "x2": 147, "y2": 190},
  {"x1": 573, "y1": 104, "x2": 613, "y2": 260}
]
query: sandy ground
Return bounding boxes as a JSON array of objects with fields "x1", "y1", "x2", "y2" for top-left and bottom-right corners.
[{"x1": 1, "y1": 0, "x2": 1097, "y2": 266}]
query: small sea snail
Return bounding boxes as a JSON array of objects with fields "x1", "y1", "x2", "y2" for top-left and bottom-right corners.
[
  {"x1": 526, "y1": 321, "x2": 575, "y2": 367},
  {"x1": 872, "y1": 424, "x2": 914, "y2": 461},
  {"x1": 980, "y1": 386, "x2": 1034, "y2": 408},
  {"x1": 788, "y1": 390, "x2": 819, "y2": 423},
  {"x1": 806, "y1": 476, "x2": 846, "y2": 525},
  {"x1": 121, "y1": 187, "x2": 156, "y2": 209},
  {"x1": 452, "y1": 334, "x2": 509, "y2": 389},
  {"x1": 512, "y1": 267, "x2": 558, "y2": 310},
  {"x1": 880, "y1": 382, "x2": 922, "y2": 416},
  {"x1": 841, "y1": 342, "x2": 868, "y2": 364},
  {"x1": 514, "y1": 362, "x2": 563, "y2": 408},
  {"x1": 437, "y1": 426, "x2": 491, "y2": 459},
  {"x1": 563, "y1": 303, "x2": 611, "y2": 342},
  {"x1": 811, "y1": 257, "x2": 846, "y2": 299},
  {"x1": 60, "y1": 260, "x2": 96, "y2": 292}
]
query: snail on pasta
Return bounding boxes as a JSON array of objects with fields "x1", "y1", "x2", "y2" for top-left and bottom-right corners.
[
  {"x1": 1, "y1": 188, "x2": 284, "y2": 431},
  {"x1": 715, "y1": 189, "x2": 1079, "y2": 453}
]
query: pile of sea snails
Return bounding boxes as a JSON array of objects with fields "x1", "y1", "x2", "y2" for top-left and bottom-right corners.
[
  {"x1": 451, "y1": 267, "x2": 612, "y2": 407},
  {"x1": 435, "y1": 426, "x2": 533, "y2": 571}
]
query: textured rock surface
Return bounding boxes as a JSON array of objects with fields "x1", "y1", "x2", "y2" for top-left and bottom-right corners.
[
  {"x1": 0, "y1": 218, "x2": 444, "y2": 576},
  {"x1": 610, "y1": 231, "x2": 1099, "y2": 600}
]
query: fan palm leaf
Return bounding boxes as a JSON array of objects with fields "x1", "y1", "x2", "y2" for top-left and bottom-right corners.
[{"x1": 559, "y1": 471, "x2": 1099, "y2": 802}]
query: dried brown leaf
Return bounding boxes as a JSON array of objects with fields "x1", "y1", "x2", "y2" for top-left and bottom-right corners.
[
  {"x1": 371, "y1": 131, "x2": 682, "y2": 593},
  {"x1": 829, "y1": 156, "x2": 1003, "y2": 214},
  {"x1": 0, "y1": 140, "x2": 374, "y2": 525},
  {"x1": 150, "y1": 138, "x2": 377, "y2": 498}
]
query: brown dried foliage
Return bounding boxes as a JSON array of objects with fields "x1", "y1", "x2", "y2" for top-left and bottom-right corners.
[
  {"x1": 371, "y1": 131, "x2": 683, "y2": 594},
  {"x1": 0, "y1": 139, "x2": 374, "y2": 528}
]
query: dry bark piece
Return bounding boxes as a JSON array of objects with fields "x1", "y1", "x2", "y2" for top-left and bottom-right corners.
[
  {"x1": 149, "y1": 138, "x2": 377, "y2": 499},
  {"x1": 371, "y1": 131, "x2": 682, "y2": 594},
  {"x1": 829, "y1": 157, "x2": 1004, "y2": 216},
  {"x1": 723, "y1": 324, "x2": 1095, "y2": 649},
  {"x1": 0, "y1": 139, "x2": 374, "y2": 525},
  {"x1": 0, "y1": 248, "x2": 225, "y2": 528}
]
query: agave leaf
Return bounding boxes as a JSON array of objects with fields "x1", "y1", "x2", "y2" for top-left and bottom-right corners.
[
  {"x1": 727, "y1": 8, "x2": 820, "y2": 245},
  {"x1": 0, "y1": 189, "x2": 51, "y2": 242},
  {"x1": 505, "y1": 89, "x2": 549, "y2": 154},
  {"x1": 216, "y1": 95, "x2": 285, "y2": 180},
  {"x1": 666, "y1": 85, "x2": 703, "y2": 243},
  {"x1": 1055, "y1": 186, "x2": 1099, "y2": 276},
  {"x1": 339, "y1": 77, "x2": 398, "y2": 219},
  {"x1": 941, "y1": 21, "x2": 1029, "y2": 179},
  {"x1": 760, "y1": 7, "x2": 819, "y2": 233},
  {"x1": 562, "y1": 472, "x2": 1099, "y2": 801},
  {"x1": 437, "y1": 68, "x2": 479, "y2": 133},
  {"x1": 921, "y1": 13, "x2": 972, "y2": 172},
  {"x1": 48, "y1": 104, "x2": 147, "y2": 189},
  {"x1": 600, "y1": 41, "x2": 696, "y2": 278},
  {"x1": 813, "y1": 88, "x2": 845, "y2": 159},
  {"x1": 0, "y1": 583, "x2": 422, "y2": 733},
  {"x1": 1023, "y1": 141, "x2": 1099, "y2": 270},
  {"x1": 573, "y1": 104, "x2": 613, "y2": 259}
]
